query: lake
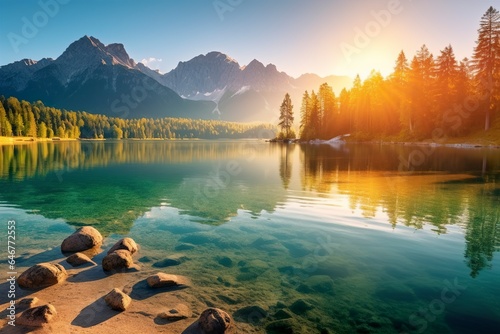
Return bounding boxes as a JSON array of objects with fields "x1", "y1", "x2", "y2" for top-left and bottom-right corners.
[{"x1": 0, "y1": 140, "x2": 499, "y2": 333}]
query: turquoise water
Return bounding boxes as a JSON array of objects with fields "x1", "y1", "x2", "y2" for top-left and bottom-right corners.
[{"x1": 0, "y1": 141, "x2": 499, "y2": 333}]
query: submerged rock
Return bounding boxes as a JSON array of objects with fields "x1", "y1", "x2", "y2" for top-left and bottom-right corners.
[
  {"x1": 102, "y1": 250, "x2": 133, "y2": 271},
  {"x1": 104, "y1": 288, "x2": 131, "y2": 311},
  {"x1": 198, "y1": 308, "x2": 233, "y2": 334},
  {"x1": 158, "y1": 304, "x2": 192, "y2": 321},
  {"x1": 17, "y1": 304, "x2": 57, "y2": 327},
  {"x1": 273, "y1": 309, "x2": 293, "y2": 320},
  {"x1": 61, "y1": 226, "x2": 103, "y2": 253},
  {"x1": 217, "y1": 256, "x2": 234, "y2": 268},
  {"x1": 152, "y1": 255, "x2": 188, "y2": 268},
  {"x1": 147, "y1": 273, "x2": 181, "y2": 288},
  {"x1": 296, "y1": 275, "x2": 335, "y2": 294},
  {"x1": 290, "y1": 299, "x2": 314, "y2": 315},
  {"x1": 107, "y1": 237, "x2": 138, "y2": 255},
  {"x1": 265, "y1": 319, "x2": 303, "y2": 333},
  {"x1": 233, "y1": 305, "x2": 268, "y2": 324},
  {"x1": 175, "y1": 243, "x2": 196, "y2": 251},
  {"x1": 66, "y1": 252, "x2": 95, "y2": 267},
  {"x1": 18, "y1": 263, "x2": 67, "y2": 289}
]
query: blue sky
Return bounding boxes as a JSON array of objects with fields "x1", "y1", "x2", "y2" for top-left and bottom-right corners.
[{"x1": 0, "y1": 0, "x2": 496, "y2": 79}]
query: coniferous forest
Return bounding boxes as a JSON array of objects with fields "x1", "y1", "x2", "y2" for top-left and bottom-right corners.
[
  {"x1": 295, "y1": 6, "x2": 500, "y2": 142},
  {"x1": 0, "y1": 96, "x2": 275, "y2": 140}
]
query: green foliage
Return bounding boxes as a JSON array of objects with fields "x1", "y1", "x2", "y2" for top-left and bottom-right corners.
[{"x1": 0, "y1": 96, "x2": 276, "y2": 140}]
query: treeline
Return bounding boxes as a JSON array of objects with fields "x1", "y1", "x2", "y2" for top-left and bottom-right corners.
[
  {"x1": 299, "y1": 6, "x2": 500, "y2": 141},
  {"x1": 0, "y1": 96, "x2": 275, "y2": 139}
]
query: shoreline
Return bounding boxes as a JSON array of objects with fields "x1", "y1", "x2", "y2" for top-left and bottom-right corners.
[{"x1": 2, "y1": 136, "x2": 500, "y2": 149}]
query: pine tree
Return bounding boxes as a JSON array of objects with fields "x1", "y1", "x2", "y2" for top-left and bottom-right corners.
[
  {"x1": 278, "y1": 93, "x2": 294, "y2": 139},
  {"x1": 299, "y1": 91, "x2": 311, "y2": 139},
  {"x1": 472, "y1": 6, "x2": 500, "y2": 130},
  {"x1": 318, "y1": 83, "x2": 336, "y2": 139},
  {"x1": 0, "y1": 103, "x2": 12, "y2": 136},
  {"x1": 436, "y1": 45, "x2": 459, "y2": 130}
]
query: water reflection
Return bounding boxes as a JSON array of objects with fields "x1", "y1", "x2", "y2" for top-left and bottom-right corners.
[
  {"x1": 1, "y1": 141, "x2": 499, "y2": 277},
  {"x1": 298, "y1": 143, "x2": 500, "y2": 277},
  {"x1": 0, "y1": 141, "x2": 286, "y2": 233}
]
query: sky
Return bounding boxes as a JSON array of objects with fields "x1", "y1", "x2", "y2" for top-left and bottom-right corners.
[{"x1": 0, "y1": 0, "x2": 497, "y2": 80}]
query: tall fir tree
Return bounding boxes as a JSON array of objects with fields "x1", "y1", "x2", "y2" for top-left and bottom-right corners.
[
  {"x1": 472, "y1": 6, "x2": 500, "y2": 130},
  {"x1": 278, "y1": 93, "x2": 295, "y2": 139}
]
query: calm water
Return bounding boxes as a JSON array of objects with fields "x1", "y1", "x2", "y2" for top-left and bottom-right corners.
[{"x1": 1, "y1": 140, "x2": 499, "y2": 333}]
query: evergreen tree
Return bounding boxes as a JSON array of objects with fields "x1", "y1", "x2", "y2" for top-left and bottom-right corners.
[
  {"x1": 472, "y1": 6, "x2": 500, "y2": 130},
  {"x1": 299, "y1": 91, "x2": 311, "y2": 139},
  {"x1": 318, "y1": 83, "x2": 336, "y2": 139},
  {"x1": 278, "y1": 93, "x2": 294, "y2": 139},
  {"x1": 0, "y1": 103, "x2": 12, "y2": 136}
]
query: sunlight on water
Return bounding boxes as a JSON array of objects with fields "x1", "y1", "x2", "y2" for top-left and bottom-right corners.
[{"x1": 0, "y1": 141, "x2": 499, "y2": 333}]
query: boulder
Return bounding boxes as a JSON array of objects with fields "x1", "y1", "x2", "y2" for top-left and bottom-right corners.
[
  {"x1": 102, "y1": 250, "x2": 133, "y2": 271},
  {"x1": 104, "y1": 288, "x2": 131, "y2": 311},
  {"x1": 18, "y1": 263, "x2": 67, "y2": 289},
  {"x1": 199, "y1": 308, "x2": 233, "y2": 334},
  {"x1": 146, "y1": 273, "x2": 181, "y2": 288},
  {"x1": 17, "y1": 304, "x2": 57, "y2": 327},
  {"x1": 158, "y1": 304, "x2": 192, "y2": 321},
  {"x1": 107, "y1": 237, "x2": 138, "y2": 255},
  {"x1": 61, "y1": 226, "x2": 103, "y2": 253},
  {"x1": 66, "y1": 252, "x2": 95, "y2": 267}
]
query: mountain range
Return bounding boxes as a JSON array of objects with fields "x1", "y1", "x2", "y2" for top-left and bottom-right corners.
[{"x1": 0, "y1": 36, "x2": 351, "y2": 122}]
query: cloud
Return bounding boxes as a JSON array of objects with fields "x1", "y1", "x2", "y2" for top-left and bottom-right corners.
[{"x1": 140, "y1": 57, "x2": 163, "y2": 69}]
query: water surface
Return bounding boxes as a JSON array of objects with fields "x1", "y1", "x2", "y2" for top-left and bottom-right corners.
[{"x1": 0, "y1": 141, "x2": 499, "y2": 333}]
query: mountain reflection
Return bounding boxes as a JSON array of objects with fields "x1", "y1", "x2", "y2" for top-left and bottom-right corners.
[
  {"x1": 0, "y1": 141, "x2": 286, "y2": 233},
  {"x1": 1, "y1": 141, "x2": 499, "y2": 277},
  {"x1": 298, "y1": 143, "x2": 500, "y2": 277}
]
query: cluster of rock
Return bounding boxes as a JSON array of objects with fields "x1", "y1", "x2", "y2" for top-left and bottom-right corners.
[{"x1": 13, "y1": 225, "x2": 235, "y2": 333}]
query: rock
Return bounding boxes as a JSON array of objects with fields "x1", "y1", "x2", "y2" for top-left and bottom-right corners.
[
  {"x1": 158, "y1": 304, "x2": 192, "y2": 321},
  {"x1": 233, "y1": 305, "x2": 268, "y2": 323},
  {"x1": 61, "y1": 226, "x2": 103, "y2": 253},
  {"x1": 175, "y1": 243, "x2": 195, "y2": 251},
  {"x1": 152, "y1": 255, "x2": 188, "y2": 268},
  {"x1": 290, "y1": 299, "x2": 314, "y2": 315},
  {"x1": 296, "y1": 275, "x2": 334, "y2": 294},
  {"x1": 198, "y1": 308, "x2": 233, "y2": 334},
  {"x1": 265, "y1": 319, "x2": 302, "y2": 333},
  {"x1": 66, "y1": 252, "x2": 94, "y2": 267},
  {"x1": 18, "y1": 297, "x2": 40, "y2": 311},
  {"x1": 17, "y1": 304, "x2": 57, "y2": 327},
  {"x1": 147, "y1": 273, "x2": 181, "y2": 288},
  {"x1": 107, "y1": 237, "x2": 138, "y2": 255},
  {"x1": 102, "y1": 250, "x2": 133, "y2": 271},
  {"x1": 275, "y1": 301, "x2": 287, "y2": 309},
  {"x1": 18, "y1": 263, "x2": 67, "y2": 289},
  {"x1": 138, "y1": 256, "x2": 155, "y2": 263},
  {"x1": 273, "y1": 309, "x2": 293, "y2": 320},
  {"x1": 217, "y1": 256, "x2": 233, "y2": 268},
  {"x1": 104, "y1": 288, "x2": 131, "y2": 311}
]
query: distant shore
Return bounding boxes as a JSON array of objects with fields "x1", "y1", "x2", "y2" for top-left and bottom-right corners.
[{"x1": 0, "y1": 136, "x2": 80, "y2": 145}]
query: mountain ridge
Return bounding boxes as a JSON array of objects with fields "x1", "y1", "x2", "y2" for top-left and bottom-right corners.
[{"x1": 0, "y1": 35, "x2": 352, "y2": 122}]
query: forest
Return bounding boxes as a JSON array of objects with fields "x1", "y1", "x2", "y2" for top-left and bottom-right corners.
[
  {"x1": 288, "y1": 6, "x2": 500, "y2": 142},
  {"x1": 0, "y1": 96, "x2": 275, "y2": 140}
]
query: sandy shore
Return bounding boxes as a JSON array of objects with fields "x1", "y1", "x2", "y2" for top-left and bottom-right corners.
[{"x1": 0, "y1": 247, "x2": 251, "y2": 334}]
